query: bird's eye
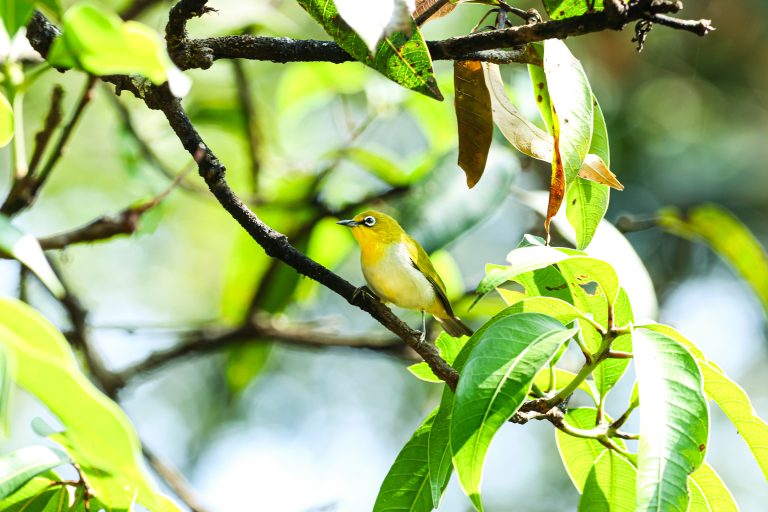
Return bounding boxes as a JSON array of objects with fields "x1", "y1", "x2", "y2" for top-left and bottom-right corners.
[{"x1": 363, "y1": 216, "x2": 376, "y2": 227}]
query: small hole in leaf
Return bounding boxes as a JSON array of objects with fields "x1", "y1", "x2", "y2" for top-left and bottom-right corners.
[{"x1": 579, "y1": 282, "x2": 598, "y2": 295}]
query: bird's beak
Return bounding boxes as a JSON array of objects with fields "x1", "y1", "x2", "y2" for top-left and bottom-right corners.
[{"x1": 336, "y1": 219, "x2": 359, "y2": 227}]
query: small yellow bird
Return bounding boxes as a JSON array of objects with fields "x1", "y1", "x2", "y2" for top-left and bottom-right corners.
[{"x1": 338, "y1": 210, "x2": 473, "y2": 340}]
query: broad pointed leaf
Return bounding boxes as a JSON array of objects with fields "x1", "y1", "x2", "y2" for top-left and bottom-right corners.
[
  {"x1": 296, "y1": 0, "x2": 442, "y2": 100},
  {"x1": 633, "y1": 328, "x2": 709, "y2": 512},
  {"x1": 374, "y1": 408, "x2": 445, "y2": 512},
  {"x1": 642, "y1": 323, "x2": 768, "y2": 480},
  {"x1": 555, "y1": 408, "x2": 626, "y2": 491},
  {"x1": 0, "y1": 447, "x2": 70, "y2": 501},
  {"x1": 451, "y1": 313, "x2": 577, "y2": 510},
  {"x1": 578, "y1": 450, "x2": 636, "y2": 512},
  {"x1": 454, "y1": 60, "x2": 492, "y2": 188},
  {"x1": 687, "y1": 463, "x2": 739, "y2": 512}
]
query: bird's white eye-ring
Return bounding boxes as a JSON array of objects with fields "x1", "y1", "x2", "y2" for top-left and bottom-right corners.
[{"x1": 363, "y1": 216, "x2": 376, "y2": 227}]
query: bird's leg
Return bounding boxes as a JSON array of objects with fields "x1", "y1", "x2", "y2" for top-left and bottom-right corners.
[
  {"x1": 419, "y1": 310, "x2": 426, "y2": 343},
  {"x1": 351, "y1": 285, "x2": 379, "y2": 306}
]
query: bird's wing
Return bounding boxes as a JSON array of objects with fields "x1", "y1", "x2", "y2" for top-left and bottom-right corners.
[{"x1": 404, "y1": 235, "x2": 454, "y2": 317}]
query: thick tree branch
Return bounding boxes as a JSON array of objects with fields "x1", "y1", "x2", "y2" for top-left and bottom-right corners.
[{"x1": 154, "y1": 0, "x2": 709, "y2": 71}]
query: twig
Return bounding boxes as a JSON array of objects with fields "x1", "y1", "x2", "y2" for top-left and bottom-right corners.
[
  {"x1": 231, "y1": 56, "x2": 262, "y2": 191},
  {"x1": 113, "y1": 317, "x2": 407, "y2": 388},
  {"x1": 27, "y1": 85, "x2": 64, "y2": 175},
  {"x1": 0, "y1": 76, "x2": 97, "y2": 216},
  {"x1": 651, "y1": 13, "x2": 714, "y2": 36},
  {"x1": 143, "y1": 447, "x2": 209, "y2": 512},
  {"x1": 414, "y1": 0, "x2": 451, "y2": 26}
]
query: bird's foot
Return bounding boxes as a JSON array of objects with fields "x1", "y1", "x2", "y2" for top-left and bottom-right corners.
[
  {"x1": 416, "y1": 329, "x2": 426, "y2": 344},
  {"x1": 351, "y1": 285, "x2": 379, "y2": 306}
]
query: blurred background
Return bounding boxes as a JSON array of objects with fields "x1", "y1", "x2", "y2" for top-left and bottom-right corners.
[{"x1": 2, "y1": 0, "x2": 767, "y2": 510}]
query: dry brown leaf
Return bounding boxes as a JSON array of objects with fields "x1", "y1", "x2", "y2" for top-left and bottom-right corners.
[
  {"x1": 546, "y1": 106, "x2": 566, "y2": 245},
  {"x1": 577, "y1": 154, "x2": 624, "y2": 190},
  {"x1": 454, "y1": 60, "x2": 493, "y2": 188},
  {"x1": 483, "y1": 63, "x2": 623, "y2": 191},
  {"x1": 413, "y1": 0, "x2": 457, "y2": 23}
]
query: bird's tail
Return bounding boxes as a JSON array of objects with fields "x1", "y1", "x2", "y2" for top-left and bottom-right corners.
[{"x1": 437, "y1": 315, "x2": 474, "y2": 338}]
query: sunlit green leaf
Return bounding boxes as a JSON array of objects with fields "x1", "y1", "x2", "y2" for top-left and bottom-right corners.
[
  {"x1": 296, "y1": 0, "x2": 442, "y2": 100},
  {"x1": 633, "y1": 328, "x2": 708, "y2": 512},
  {"x1": 591, "y1": 288, "x2": 632, "y2": 397},
  {"x1": 555, "y1": 408, "x2": 626, "y2": 491},
  {"x1": 687, "y1": 463, "x2": 739, "y2": 512},
  {"x1": 0, "y1": 474, "x2": 57, "y2": 511},
  {"x1": 566, "y1": 98, "x2": 610, "y2": 249},
  {"x1": 0, "y1": 91, "x2": 12, "y2": 147},
  {"x1": 451, "y1": 313, "x2": 577, "y2": 510},
  {"x1": 0, "y1": 214, "x2": 64, "y2": 298},
  {"x1": 0, "y1": 446, "x2": 70, "y2": 501},
  {"x1": 658, "y1": 203, "x2": 768, "y2": 313},
  {"x1": 0, "y1": 298, "x2": 179, "y2": 511},
  {"x1": 578, "y1": 450, "x2": 636, "y2": 512},
  {"x1": 542, "y1": 0, "x2": 605, "y2": 20},
  {"x1": 373, "y1": 408, "x2": 446, "y2": 512},
  {"x1": 474, "y1": 245, "x2": 571, "y2": 298},
  {"x1": 427, "y1": 386, "x2": 453, "y2": 507},
  {"x1": 46, "y1": 4, "x2": 189, "y2": 96},
  {"x1": 642, "y1": 323, "x2": 768, "y2": 480}
]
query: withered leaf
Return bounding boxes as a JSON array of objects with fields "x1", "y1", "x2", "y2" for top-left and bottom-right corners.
[
  {"x1": 577, "y1": 154, "x2": 623, "y2": 190},
  {"x1": 413, "y1": 0, "x2": 457, "y2": 23},
  {"x1": 454, "y1": 60, "x2": 493, "y2": 188},
  {"x1": 546, "y1": 105, "x2": 566, "y2": 245}
]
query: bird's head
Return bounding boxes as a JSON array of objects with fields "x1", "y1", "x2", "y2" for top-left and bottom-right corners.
[{"x1": 337, "y1": 210, "x2": 403, "y2": 246}]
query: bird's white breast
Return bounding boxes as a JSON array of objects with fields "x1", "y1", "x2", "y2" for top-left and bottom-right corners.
[{"x1": 362, "y1": 242, "x2": 435, "y2": 310}]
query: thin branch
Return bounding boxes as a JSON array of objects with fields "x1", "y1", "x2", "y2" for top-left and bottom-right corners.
[
  {"x1": 651, "y1": 13, "x2": 714, "y2": 36},
  {"x1": 231, "y1": 57, "x2": 262, "y2": 191},
  {"x1": 112, "y1": 317, "x2": 407, "y2": 388},
  {"x1": 27, "y1": 85, "x2": 64, "y2": 175},
  {"x1": 0, "y1": 76, "x2": 97, "y2": 216},
  {"x1": 143, "y1": 447, "x2": 209, "y2": 512}
]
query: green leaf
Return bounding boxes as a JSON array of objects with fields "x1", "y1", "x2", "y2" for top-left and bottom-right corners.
[
  {"x1": 0, "y1": 344, "x2": 13, "y2": 436},
  {"x1": 0, "y1": 214, "x2": 64, "y2": 298},
  {"x1": 555, "y1": 408, "x2": 626, "y2": 491},
  {"x1": 0, "y1": 475, "x2": 58, "y2": 511},
  {"x1": 658, "y1": 203, "x2": 768, "y2": 313},
  {"x1": 633, "y1": 328, "x2": 709, "y2": 512},
  {"x1": 687, "y1": 463, "x2": 739, "y2": 512},
  {"x1": 373, "y1": 408, "x2": 446, "y2": 512},
  {"x1": 427, "y1": 387, "x2": 453, "y2": 507},
  {"x1": 46, "y1": 4, "x2": 188, "y2": 96},
  {"x1": 0, "y1": 91, "x2": 12, "y2": 148},
  {"x1": 0, "y1": 0, "x2": 34, "y2": 37},
  {"x1": 38, "y1": 486, "x2": 69, "y2": 511},
  {"x1": 474, "y1": 245, "x2": 571, "y2": 297},
  {"x1": 295, "y1": 0, "x2": 442, "y2": 100},
  {"x1": 451, "y1": 313, "x2": 578, "y2": 510},
  {"x1": 408, "y1": 333, "x2": 467, "y2": 383},
  {"x1": 578, "y1": 450, "x2": 636, "y2": 512},
  {"x1": 566, "y1": 97, "x2": 610, "y2": 249},
  {"x1": 543, "y1": 39, "x2": 593, "y2": 183},
  {"x1": 0, "y1": 298, "x2": 179, "y2": 511},
  {"x1": 0, "y1": 446, "x2": 70, "y2": 501},
  {"x1": 542, "y1": 0, "x2": 605, "y2": 20},
  {"x1": 642, "y1": 323, "x2": 768, "y2": 480}
]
